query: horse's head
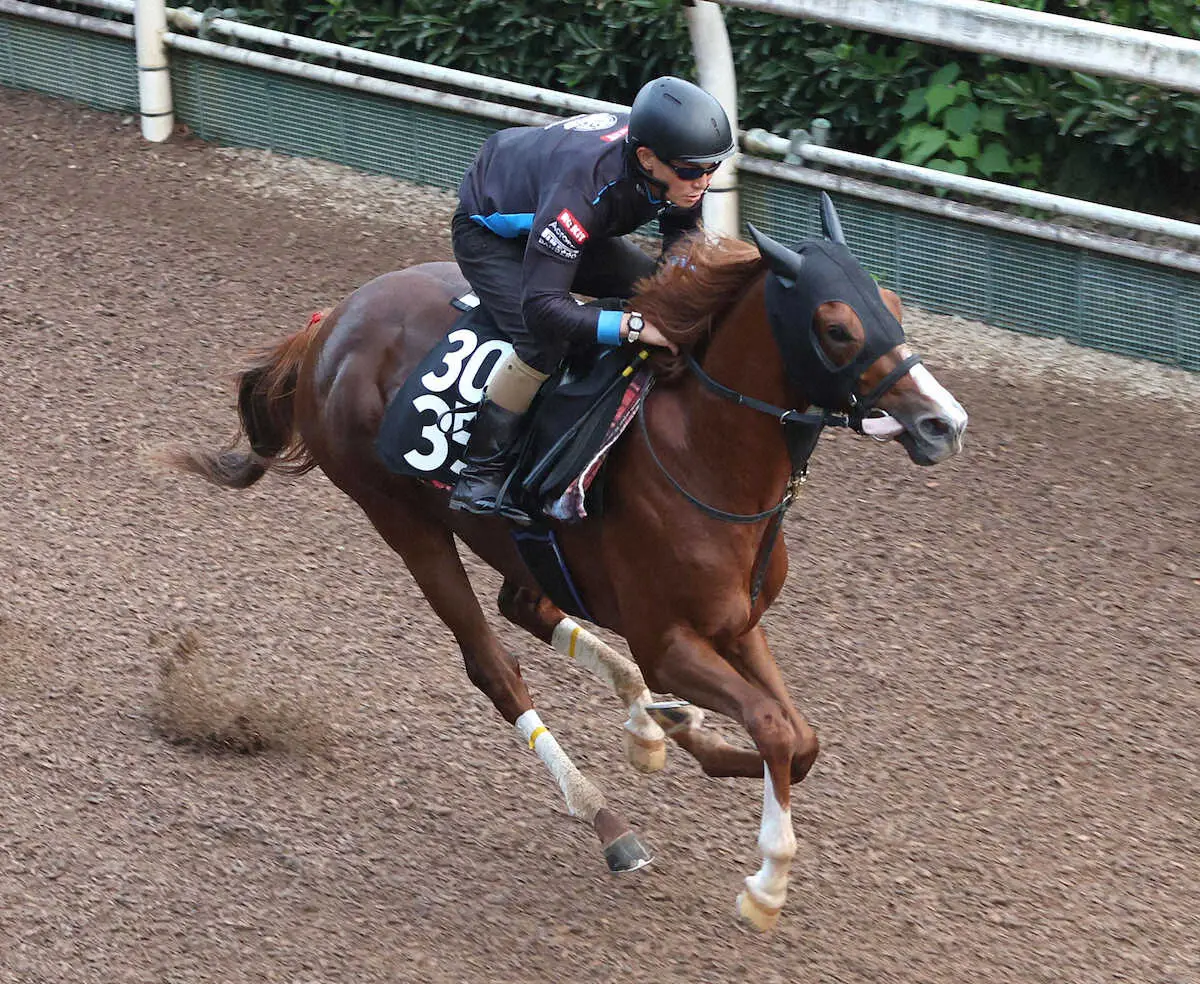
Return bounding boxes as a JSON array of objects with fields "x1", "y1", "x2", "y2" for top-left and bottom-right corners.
[{"x1": 748, "y1": 195, "x2": 967, "y2": 465}]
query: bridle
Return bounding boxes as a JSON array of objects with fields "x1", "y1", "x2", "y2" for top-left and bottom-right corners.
[{"x1": 637, "y1": 346, "x2": 921, "y2": 602}]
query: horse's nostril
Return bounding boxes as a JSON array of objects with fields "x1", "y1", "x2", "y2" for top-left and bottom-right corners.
[{"x1": 920, "y1": 415, "x2": 951, "y2": 440}]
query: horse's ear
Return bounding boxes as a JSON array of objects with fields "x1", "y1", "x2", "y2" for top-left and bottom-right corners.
[
  {"x1": 819, "y1": 191, "x2": 847, "y2": 245},
  {"x1": 747, "y1": 222, "x2": 803, "y2": 288}
]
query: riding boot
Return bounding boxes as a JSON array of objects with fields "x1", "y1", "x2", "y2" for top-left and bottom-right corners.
[{"x1": 449, "y1": 399, "x2": 532, "y2": 524}]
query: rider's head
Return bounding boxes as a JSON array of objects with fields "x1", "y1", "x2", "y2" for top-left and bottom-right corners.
[{"x1": 627, "y1": 76, "x2": 736, "y2": 208}]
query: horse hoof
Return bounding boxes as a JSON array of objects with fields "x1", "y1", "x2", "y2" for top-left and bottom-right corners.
[
  {"x1": 736, "y1": 889, "x2": 781, "y2": 933},
  {"x1": 603, "y1": 831, "x2": 653, "y2": 874},
  {"x1": 623, "y1": 729, "x2": 666, "y2": 773}
]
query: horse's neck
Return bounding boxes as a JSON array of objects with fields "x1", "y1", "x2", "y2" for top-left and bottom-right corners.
[{"x1": 670, "y1": 282, "x2": 795, "y2": 509}]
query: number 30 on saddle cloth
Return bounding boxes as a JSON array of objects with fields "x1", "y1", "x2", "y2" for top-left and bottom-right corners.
[{"x1": 375, "y1": 297, "x2": 653, "y2": 525}]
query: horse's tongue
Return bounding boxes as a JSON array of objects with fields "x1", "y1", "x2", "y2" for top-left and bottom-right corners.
[{"x1": 861, "y1": 414, "x2": 906, "y2": 439}]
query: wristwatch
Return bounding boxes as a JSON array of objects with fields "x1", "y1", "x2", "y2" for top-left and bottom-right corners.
[{"x1": 626, "y1": 312, "x2": 644, "y2": 345}]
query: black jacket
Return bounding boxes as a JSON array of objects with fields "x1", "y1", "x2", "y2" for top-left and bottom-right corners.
[{"x1": 457, "y1": 112, "x2": 701, "y2": 341}]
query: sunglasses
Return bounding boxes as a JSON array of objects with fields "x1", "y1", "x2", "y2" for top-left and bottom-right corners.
[{"x1": 667, "y1": 160, "x2": 722, "y2": 180}]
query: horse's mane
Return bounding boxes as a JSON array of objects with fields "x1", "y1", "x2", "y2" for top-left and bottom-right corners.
[{"x1": 632, "y1": 233, "x2": 765, "y2": 379}]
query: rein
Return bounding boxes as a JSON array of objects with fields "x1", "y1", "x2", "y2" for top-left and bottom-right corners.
[{"x1": 638, "y1": 349, "x2": 921, "y2": 603}]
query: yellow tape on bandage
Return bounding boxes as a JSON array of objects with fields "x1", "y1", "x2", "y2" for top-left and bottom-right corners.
[
  {"x1": 528, "y1": 726, "x2": 548, "y2": 749},
  {"x1": 568, "y1": 625, "x2": 581, "y2": 660}
]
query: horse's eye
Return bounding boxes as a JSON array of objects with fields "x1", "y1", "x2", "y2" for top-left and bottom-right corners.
[{"x1": 828, "y1": 324, "x2": 853, "y2": 344}]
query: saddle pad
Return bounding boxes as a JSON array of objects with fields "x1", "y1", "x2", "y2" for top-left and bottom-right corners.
[{"x1": 375, "y1": 306, "x2": 513, "y2": 485}]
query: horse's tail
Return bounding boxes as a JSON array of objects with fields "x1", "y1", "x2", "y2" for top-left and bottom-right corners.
[{"x1": 173, "y1": 311, "x2": 328, "y2": 489}]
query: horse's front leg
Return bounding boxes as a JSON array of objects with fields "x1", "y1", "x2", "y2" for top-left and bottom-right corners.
[
  {"x1": 633, "y1": 624, "x2": 811, "y2": 932},
  {"x1": 722, "y1": 626, "x2": 819, "y2": 928},
  {"x1": 645, "y1": 624, "x2": 819, "y2": 783},
  {"x1": 644, "y1": 700, "x2": 778, "y2": 777},
  {"x1": 498, "y1": 582, "x2": 668, "y2": 773}
]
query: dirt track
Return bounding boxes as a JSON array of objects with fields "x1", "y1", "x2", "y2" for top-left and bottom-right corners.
[{"x1": 1, "y1": 89, "x2": 1198, "y2": 984}]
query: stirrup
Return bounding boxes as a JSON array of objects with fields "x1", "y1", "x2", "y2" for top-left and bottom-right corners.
[{"x1": 449, "y1": 473, "x2": 533, "y2": 525}]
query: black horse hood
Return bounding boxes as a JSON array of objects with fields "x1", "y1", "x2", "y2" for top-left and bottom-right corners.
[{"x1": 764, "y1": 239, "x2": 906, "y2": 410}]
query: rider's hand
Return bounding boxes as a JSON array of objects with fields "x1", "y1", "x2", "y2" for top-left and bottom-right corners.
[{"x1": 624, "y1": 313, "x2": 678, "y2": 354}]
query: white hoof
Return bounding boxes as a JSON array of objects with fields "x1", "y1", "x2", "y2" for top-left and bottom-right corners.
[
  {"x1": 623, "y1": 729, "x2": 666, "y2": 773},
  {"x1": 736, "y1": 888, "x2": 782, "y2": 933}
]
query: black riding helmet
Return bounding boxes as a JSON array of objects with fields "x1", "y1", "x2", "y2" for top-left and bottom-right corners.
[{"x1": 627, "y1": 76, "x2": 736, "y2": 165}]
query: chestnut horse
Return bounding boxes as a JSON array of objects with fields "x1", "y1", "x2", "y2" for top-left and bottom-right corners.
[{"x1": 174, "y1": 195, "x2": 966, "y2": 931}]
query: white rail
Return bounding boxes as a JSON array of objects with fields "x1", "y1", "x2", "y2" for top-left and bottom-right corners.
[
  {"x1": 3, "y1": 0, "x2": 1197, "y2": 271},
  {"x1": 0, "y1": 0, "x2": 130, "y2": 38},
  {"x1": 164, "y1": 31, "x2": 560, "y2": 128},
  {"x1": 738, "y1": 156, "x2": 1200, "y2": 275},
  {"x1": 744, "y1": 129, "x2": 1200, "y2": 246},
  {"x1": 718, "y1": 0, "x2": 1200, "y2": 95}
]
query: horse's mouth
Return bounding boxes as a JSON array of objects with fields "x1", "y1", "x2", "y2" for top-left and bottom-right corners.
[
  {"x1": 896, "y1": 424, "x2": 965, "y2": 465},
  {"x1": 864, "y1": 409, "x2": 966, "y2": 465}
]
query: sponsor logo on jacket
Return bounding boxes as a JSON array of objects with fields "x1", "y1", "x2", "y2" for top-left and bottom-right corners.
[
  {"x1": 556, "y1": 209, "x2": 589, "y2": 245},
  {"x1": 557, "y1": 112, "x2": 619, "y2": 132},
  {"x1": 538, "y1": 224, "x2": 581, "y2": 261}
]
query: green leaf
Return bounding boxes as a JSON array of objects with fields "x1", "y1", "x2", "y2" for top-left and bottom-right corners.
[
  {"x1": 929, "y1": 63, "x2": 961, "y2": 87},
  {"x1": 944, "y1": 102, "x2": 981, "y2": 137},
  {"x1": 979, "y1": 104, "x2": 1007, "y2": 135},
  {"x1": 1070, "y1": 71, "x2": 1105, "y2": 94},
  {"x1": 947, "y1": 133, "x2": 980, "y2": 159},
  {"x1": 924, "y1": 83, "x2": 962, "y2": 119},
  {"x1": 1057, "y1": 105, "x2": 1087, "y2": 135},
  {"x1": 1110, "y1": 125, "x2": 1142, "y2": 147},
  {"x1": 899, "y1": 88, "x2": 928, "y2": 120},
  {"x1": 899, "y1": 123, "x2": 948, "y2": 165},
  {"x1": 1094, "y1": 100, "x2": 1143, "y2": 121},
  {"x1": 975, "y1": 143, "x2": 1014, "y2": 177},
  {"x1": 926, "y1": 158, "x2": 970, "y2": 176}
]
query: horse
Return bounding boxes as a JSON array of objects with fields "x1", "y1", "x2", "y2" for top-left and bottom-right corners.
[{"x1": 173, "y1": 194, "x2": 967, "y2": 931}]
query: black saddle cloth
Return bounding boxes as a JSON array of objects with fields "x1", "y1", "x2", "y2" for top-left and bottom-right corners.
[
  {"x1": 376, "y1": 300, "x2": 646, "y2": 521},
  {"x1": 375, "y1": 300, "x2": 650, "y2": 622}
]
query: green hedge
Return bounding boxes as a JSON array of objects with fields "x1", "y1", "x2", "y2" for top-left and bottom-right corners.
[{"x1": 235, "y1": 0, "x2": 1200, "y2": 217}]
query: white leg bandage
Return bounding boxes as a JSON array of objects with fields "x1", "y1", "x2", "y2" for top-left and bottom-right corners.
[
  {"x1": 551, "y1": 618, "x2": 665, "y2": 745},
  {"x1": 515, "y1": 709, "x2": 605, "y2": 822}
]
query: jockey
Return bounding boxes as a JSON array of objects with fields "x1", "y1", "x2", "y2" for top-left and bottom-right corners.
[{"x1": 448, "y1": 75, "x2": 736, "y2": 524}]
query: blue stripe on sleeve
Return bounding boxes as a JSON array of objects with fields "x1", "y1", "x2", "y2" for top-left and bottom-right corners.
[
  {"x1": 596, "y1": 310, "x2": 623, "y2": 346},
  {"x1": 470, "y1": 212, "x2": 536, "y2": 237}
]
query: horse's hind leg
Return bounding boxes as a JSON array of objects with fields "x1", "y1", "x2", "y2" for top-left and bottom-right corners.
[
  {"x1": 359, "y1": 497, "x2": 651, "y2": 873},
  {"x1": 497, "y1": 582, "x2": 667, "y2": 773}
]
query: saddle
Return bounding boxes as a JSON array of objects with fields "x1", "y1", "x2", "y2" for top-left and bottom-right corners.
[
  {"x1": 376, "y1": 294, "x2": 652, "y2": 525},
  {"x1": 375, "y1": 294, "x2": 652, "y2": 622}
]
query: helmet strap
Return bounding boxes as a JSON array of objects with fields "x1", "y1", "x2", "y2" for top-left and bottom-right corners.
[{"x1": 627, "y1": 143, "x2": 670, "y2": 203}]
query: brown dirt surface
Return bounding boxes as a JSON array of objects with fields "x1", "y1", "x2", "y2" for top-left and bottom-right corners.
[{"x1": 2, "y1": 88, "x2": 1198, "y2": 984}]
